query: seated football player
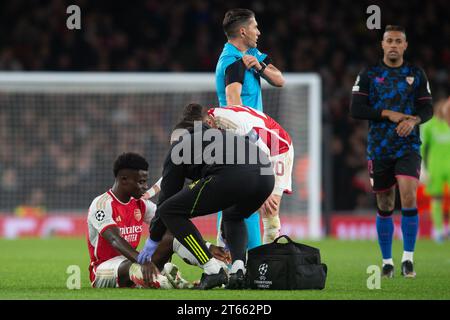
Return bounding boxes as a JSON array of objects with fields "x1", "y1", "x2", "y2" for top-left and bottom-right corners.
[{"x1": 87, "y1": 152, "x2": 230, "y2": 289}]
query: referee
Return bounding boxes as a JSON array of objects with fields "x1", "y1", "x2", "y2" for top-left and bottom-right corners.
[
  {"x1": 215, "y1": 8, "x2": 284, "y2": 249},
  {"x1": 350, "y1": 25, "x2": 433, "y2": 278}
]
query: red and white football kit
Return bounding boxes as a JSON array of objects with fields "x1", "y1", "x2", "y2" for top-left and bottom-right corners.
[
  {"x1": 87, "y1": 189, "x2": 156, "y2": 288},
  {"x1": 208, "y1": 105, "x2": 294, "y2": 196}
]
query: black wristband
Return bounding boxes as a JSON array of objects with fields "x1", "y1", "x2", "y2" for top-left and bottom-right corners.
[{"x1": 258, "y1": 62, "x2": 267, "y2": 75}]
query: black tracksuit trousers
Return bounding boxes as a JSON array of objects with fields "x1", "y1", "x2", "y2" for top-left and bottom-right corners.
[{"x1": 157, "y1": 165, "x2": 274, "y2": 266}]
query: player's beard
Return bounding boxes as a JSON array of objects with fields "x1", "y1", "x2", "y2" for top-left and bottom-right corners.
[
  {"x1": 387, "y1": 51, "x2": 400, "y2": 63},
  {"x1": 388, "y1": 56, "x2": 398, "y2": 64}
]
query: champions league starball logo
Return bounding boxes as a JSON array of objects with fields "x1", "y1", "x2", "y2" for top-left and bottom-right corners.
[
  {"x1": 95, "y1": 210, "x2": 105, "y2": 222},
  {"x1": 258, "y1": 263, "x2": 268, "y2": 276}
]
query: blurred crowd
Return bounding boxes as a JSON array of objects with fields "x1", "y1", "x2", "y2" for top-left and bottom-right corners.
[
  {"x1": 0, "y1": 0, "x2": 449, "y2": 211},
  {"x1": 0, "y1": 94, "x2": 173, "y2": 209}
]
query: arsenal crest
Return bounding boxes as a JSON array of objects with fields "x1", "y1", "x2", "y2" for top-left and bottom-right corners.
[
  {"x1": 406, "y1": 76, "x2": 414, "y2": 85},
  {"x1": 134, "y1": 208, "x2": 142, "y2": 222}
]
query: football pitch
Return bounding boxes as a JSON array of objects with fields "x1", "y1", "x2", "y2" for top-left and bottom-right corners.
[{"x1": 1, "y1": 238, "x2": 449, "y2": 300}]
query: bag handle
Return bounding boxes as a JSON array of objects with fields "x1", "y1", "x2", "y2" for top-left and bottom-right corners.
[{"x1": 273, "y1": 235, "x2": 294, "y2": 244}]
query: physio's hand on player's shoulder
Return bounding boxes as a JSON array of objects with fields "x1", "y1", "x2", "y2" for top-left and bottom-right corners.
[
  {"x1": 396, "y1": 118, "x2": 418, "y2": 137},
  {"x1": 242, "y1": 55, "x2": 261, "y2": 71},
  {"x1": 141, "y1": 261, "x2": 160, "y2": 285},
  {"x1": 209, "y1": 244, "x2": 231, "y2": 264}
]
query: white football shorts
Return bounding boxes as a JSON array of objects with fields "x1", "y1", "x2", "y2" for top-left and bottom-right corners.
[
  {"x1": 92, "y1": 255, "x2": 128, "y2": 288},
  {"x1": 271, "y1": 145, "x2": 294, "y2": 196}
]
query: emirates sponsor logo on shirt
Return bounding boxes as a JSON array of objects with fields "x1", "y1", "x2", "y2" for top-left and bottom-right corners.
[
  {"x1": 134, "y1": 209, "x2": 142, "y2": 222},
  {"x1": 119, "y1": 225, "x2": 143, "y2": 236}
]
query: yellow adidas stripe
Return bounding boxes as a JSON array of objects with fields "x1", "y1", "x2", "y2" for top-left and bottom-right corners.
[
  {"x1": 184, "y1": 237, "x2": 206, "y2": 264},
  {"x1": 184, "y1": 236, "x2": 207, "y2": 264},
  {"x1": 188, "y1": 234, "x2": 209, "y2": 263}
]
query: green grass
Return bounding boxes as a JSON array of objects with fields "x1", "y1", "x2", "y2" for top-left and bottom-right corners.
[{"x1": 1, "y1": 238, "x2": 449, "y2": 300}]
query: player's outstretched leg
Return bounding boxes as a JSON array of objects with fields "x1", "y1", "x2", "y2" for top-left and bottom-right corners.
[
  {"x1": 128, "y1": 263, "x2": 173, "y2": 289},
  {"x1": 162, "y1": 262, "x2": 193, "y2": 289}
]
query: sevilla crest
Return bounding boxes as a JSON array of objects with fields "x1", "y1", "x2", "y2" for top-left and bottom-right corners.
[{"x1": 406, "y1": 76, "x2": 414, "y2": 85}]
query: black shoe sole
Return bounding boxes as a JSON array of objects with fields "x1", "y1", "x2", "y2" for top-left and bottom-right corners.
[
  {"x1": 226, "y1": 272, "x2": 246, "y2": 289},
  {"x1": 195, "y1": 269, "x2": 228, "y2": 290}
]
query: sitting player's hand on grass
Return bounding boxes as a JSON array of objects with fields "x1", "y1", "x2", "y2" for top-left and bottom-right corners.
[{"x1": 209, "y1": 244, "x2": 231, "y2": 264}]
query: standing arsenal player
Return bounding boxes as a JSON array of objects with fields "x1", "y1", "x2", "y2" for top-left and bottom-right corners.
[{"x1": 179, "y1": 104, "x2": 294, "y2": 244}]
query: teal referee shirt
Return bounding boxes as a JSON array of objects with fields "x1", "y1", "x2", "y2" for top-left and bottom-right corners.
[{"x1": 215, "y1": 43, "x2": 269, "y2": 111}]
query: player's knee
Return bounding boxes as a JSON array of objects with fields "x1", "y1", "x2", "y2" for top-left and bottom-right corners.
[
  {"x1": 377, "y1": 198, "x2": 395, "y2": 211},
  {"x1": 401, "y1": 193, "x2": 417, "y2": 208},
  {"x1": 377, "y1": 208, "x2": 394, "y2": 217},
  {"x1": 376, "y1": 189, "x2": 395, "y2": 211}
]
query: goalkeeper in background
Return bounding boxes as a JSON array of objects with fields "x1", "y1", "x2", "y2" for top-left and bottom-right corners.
[
  {"x1": 421, "y1": 97, "x2": 450, "y2": 242},
  {"x1": 215, "y1": 8, "x2": 285, "y2": 249}
]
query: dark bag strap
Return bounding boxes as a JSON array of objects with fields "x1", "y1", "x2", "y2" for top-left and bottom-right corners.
[{"x1": 273, "y1": 235, "x2": 294, "y2": 244}]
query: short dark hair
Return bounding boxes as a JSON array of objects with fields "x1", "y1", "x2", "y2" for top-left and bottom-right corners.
[
  {"x1": 182, "y1": 103, "x2": 207, "y2": 122},
  {"x1": 384, "y1": 25, "x2": 406, "y2": 38},
  {"x1": 113, "y1": 152, "x2": 148, "y2": 177},
  {"x1": 223, "y1": 8, "x2": 255, "y2": 39}
]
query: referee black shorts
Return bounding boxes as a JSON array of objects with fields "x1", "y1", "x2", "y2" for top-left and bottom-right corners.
[{"x1": 367, "y1": 151, "x2": 421, "y2": 193}]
